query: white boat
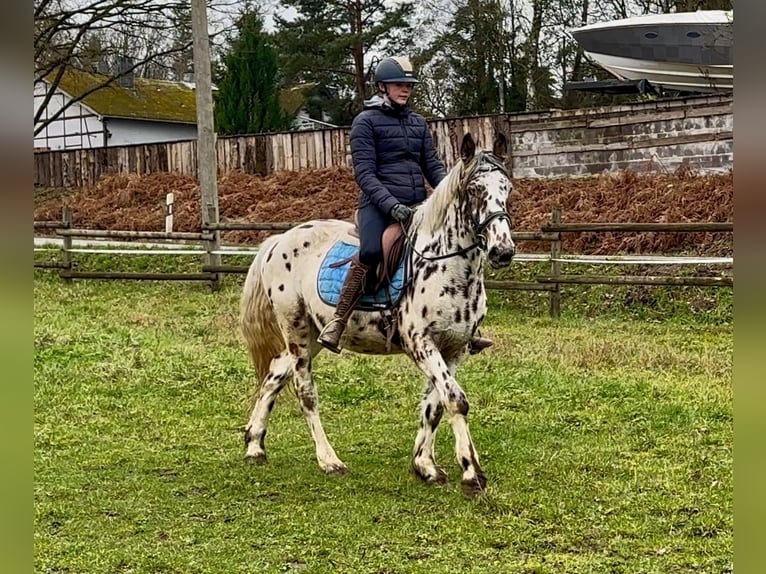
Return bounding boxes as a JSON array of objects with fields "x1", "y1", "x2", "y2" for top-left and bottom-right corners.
[{"x1": 570, "y1": 10, "x2": 733, "y2": 93}]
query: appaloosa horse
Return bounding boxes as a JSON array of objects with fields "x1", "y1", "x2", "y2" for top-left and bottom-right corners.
[{"x1": 240, "y1": 132, "x2": 515, "y2": 496}]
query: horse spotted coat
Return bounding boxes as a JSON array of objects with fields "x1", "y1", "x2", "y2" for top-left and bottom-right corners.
[{"x1": 240, "y1": 133, "x2": 515, "y2": 496}]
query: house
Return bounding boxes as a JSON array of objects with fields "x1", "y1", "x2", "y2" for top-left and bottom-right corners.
[
  {"x1": 279, "y1": 83, "x2": 337, "y2": 131},
  {"x1": 34, "y1": 69, "x2": 199, "y2": 150},
  {"x1": 292, "y1": 111, "x2": 338, "y2": 131}
]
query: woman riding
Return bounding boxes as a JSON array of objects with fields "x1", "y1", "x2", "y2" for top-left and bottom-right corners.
[{"x1": 317, "y1": 56, "x2": 493, "y2": 355}]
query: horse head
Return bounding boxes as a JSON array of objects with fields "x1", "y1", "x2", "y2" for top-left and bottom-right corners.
[{"x1": 458, "y1": 133, "x2": 516, "y2": 268}]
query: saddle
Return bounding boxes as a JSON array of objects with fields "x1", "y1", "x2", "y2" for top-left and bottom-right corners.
[
  {"x1": 347, "y1": 210, "x2": 407, "y2": 293},
  {"x1": 318, "y1": 213, "x2": 409, "y2": 311},
  {"x1": 317, "y1": 213, "x2": 409, "y2": 351}
]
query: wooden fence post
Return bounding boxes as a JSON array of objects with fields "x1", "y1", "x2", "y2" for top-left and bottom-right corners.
[
  {"x1": 191, "y1": 0, "x2": 221, "y2": 292},
  {"x1": 61, "y1": 206, "x2": 73, "y2": 283},
  {"x1": 205, "y1": 204, "x2": 221, "y2": 292},
  {"x1": 549, "y1": 207, "x2": 562, "y2": 318}
]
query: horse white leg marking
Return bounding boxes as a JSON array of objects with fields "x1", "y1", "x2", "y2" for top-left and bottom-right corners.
[
  {"x1": 244, "y1": 351, "x2": 292, "y2": 462},
  {"x1": 409, "y1": 343, "x2": 487, "y2": 496}
]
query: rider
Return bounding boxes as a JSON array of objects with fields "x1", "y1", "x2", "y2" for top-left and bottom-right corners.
[{"x1": 317, "y1": 56, "x2": 493, "y2": 355}]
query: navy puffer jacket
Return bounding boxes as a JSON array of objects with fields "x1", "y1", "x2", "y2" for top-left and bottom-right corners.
[{"x1": 350, "y1": 95, "x2": 446, "y2": 215}]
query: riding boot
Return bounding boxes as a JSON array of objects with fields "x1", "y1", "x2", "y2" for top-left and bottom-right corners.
[
  {"x1": 468, "y1": 334, "x2": 494, "y2": 355},
  {"x1": 317, "y1": 261, "x2": 370, "y2": 354}
]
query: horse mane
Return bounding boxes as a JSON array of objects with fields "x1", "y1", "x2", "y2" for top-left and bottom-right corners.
[{"x1": 419, "y1": 158, "x2": 467, "y2": 234}]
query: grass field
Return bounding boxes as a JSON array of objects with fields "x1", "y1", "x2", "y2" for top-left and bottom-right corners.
[{"x1": 34, "y1": 269, "x2": 732, "y2": 573}]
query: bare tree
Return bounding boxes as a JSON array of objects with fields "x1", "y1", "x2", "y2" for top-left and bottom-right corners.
[
  {"x1": 412, "y1": 0, "x2": 530, "y2": 116},
  {"x1": 33, "y1": 0, "x2": 239, "y2": 136}
]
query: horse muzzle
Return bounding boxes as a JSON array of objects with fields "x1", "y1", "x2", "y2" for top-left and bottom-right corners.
[{"x1": 488, "y1": 244, "x2": 515, "y2": 268}]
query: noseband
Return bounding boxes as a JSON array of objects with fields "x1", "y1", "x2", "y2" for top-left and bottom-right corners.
[
  {"x1": 472, "y1": 210, "x2": 511, "y2": 250},
  {"x1": 410, "y1": 152, "x2": 511, "y2": 261}
]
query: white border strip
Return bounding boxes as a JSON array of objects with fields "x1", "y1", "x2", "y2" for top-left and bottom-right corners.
[{"x1": 33, "y1": 237, "x2": 732, "y2": 265}]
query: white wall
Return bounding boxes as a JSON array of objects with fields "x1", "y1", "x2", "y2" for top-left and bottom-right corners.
[
  {"x1": 34, "y1": 81, "x2": 105, "y2": 149},
  {"x1": 106, "y1": 118, "x2": 197, "y2": 147},
  {"x1": 34, "y1": 80, "x2": 198, "y2": 150}
]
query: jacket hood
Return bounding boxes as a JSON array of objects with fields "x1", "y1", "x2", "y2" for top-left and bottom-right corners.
[
  {"x1": 363, "y1": 94, "x2": 387, "y2": 109},
  {"x1": 363, "y1": 94, "x2": 409, "y2": 114}
]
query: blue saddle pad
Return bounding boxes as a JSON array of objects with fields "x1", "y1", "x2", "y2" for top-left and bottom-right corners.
[{"x1": 317, "y1": 241, "x2": 407, "y2": 311}]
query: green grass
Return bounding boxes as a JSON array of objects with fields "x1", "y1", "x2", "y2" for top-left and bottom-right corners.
[{"x1": 34, "y1": 271, "x2": 732, "y2": 573}]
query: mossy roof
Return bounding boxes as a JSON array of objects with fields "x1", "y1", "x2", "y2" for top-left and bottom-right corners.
[{"x1": 54, "y1": 70, "x2": 197, "y2": 124}]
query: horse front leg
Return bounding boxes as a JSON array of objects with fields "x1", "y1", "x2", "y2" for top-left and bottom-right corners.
[
  {"x1": 411, "y1": 380, "x2": 448, "y2": 484},
  {"x1": 409, "y1": 343, "x2": 486, "y2": 497}
]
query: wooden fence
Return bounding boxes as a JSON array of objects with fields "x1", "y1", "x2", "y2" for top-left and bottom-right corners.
[
  {"x1": 34, "y1": 208, "x2": 733, "y2": 318},
  {"x1": 34, "y1": 94, "x2": 733, "y2": 188}
]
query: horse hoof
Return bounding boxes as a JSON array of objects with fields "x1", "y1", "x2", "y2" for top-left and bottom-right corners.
[
  {"x1": 244, "y1": 452, "x2": 268, "y2": 465},
  {"x1": 412, "y1": 463, "x2": 449, "y2": 485},
  {"x1": 428, "y1": 468, "x2": 449, "y2": 486},
  {"x1": 322, "y1": 462, "x2": 348, "y2": 476},
  {"x1": 461, "y1": 472, "x2": 487, "y2": 498}
]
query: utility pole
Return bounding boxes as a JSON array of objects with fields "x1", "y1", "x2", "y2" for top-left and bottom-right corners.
[{"x1": 190, "y1": 0, "x2": 221, "y2": 289}]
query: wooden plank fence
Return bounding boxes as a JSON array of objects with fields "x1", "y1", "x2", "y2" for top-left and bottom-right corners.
[
  {"x1": 34, "y1": 209, "x2": 733, "y2": 317},
  {"x1": 34, "y1": 94, "x2": 733, "y2": 188}
]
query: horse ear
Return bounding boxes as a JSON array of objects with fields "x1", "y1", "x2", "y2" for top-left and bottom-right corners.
[
  {"x1": 460, "y1": 133, "x2": 476, "y2": 162},
  {"x1": 492, "y1": 132, "x2": 508, "y2": 159}
]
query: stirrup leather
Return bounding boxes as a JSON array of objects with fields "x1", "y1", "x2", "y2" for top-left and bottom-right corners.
[{"x1": 317, "y1": 261, "x2": 369, "y2": 353}]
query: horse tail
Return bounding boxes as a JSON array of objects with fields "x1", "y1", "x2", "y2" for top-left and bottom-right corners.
[{"x1": 240, "y1": 236, "x2": 286, "y2": 382}]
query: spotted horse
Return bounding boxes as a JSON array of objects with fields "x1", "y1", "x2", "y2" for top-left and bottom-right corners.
[{"x1": 240, "y1": 132, "x2": 515, "y2": 497}]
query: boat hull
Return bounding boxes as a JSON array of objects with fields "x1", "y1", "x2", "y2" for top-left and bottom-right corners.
[
  {"x1": 583, "y1": 52, "x2": 732, "y2": 92},
  {"x1": 571, "y1": 10, "x2": 733, "y2": 93}
]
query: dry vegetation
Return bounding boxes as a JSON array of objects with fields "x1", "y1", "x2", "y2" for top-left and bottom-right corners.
[{"x1": 33, "y1": 166, "x2": 733, "y2": 255}]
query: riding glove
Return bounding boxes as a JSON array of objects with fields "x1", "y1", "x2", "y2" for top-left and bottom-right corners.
[{"x1": 390, "y1": 203, "x2": 413, "y2": 222}]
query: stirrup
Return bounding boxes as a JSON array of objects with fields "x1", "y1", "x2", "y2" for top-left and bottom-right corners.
[
  {"x1": 468, "y1": 336, "x2": 493, "y2": 355},
  {"x1": 317, "y1": 319, "x2": 345, "y2": 354}
]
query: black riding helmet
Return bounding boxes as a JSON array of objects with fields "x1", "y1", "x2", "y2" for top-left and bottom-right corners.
[{"x1": 374, "y1": 57, "x2": 419, "y2": 84}]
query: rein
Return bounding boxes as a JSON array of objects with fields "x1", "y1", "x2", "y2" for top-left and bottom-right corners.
[{"x1": 404, "y1": 152, "x2": 511, "y2": 262}]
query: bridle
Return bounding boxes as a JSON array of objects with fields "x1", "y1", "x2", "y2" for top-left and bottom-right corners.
[{"x1": 405, "y1": 151, "x2": 512, "y2": 262}]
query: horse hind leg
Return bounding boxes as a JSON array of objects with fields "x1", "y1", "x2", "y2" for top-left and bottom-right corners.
[
  {"x1": 244, "y1": 351, "x2": 293, "y2": 463},
  {"x1": 242, "y1": 237, "x2": 291, "y2": 463},
  {"x1": 282, "y1": 310, "x2": 347, "y2": 475},
  {"x1": 411, "y1": 381, "x2": 448, "y2": 485}
]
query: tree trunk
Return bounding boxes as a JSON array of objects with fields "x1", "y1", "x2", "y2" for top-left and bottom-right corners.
[
  {"x1": 562, "y1": 0, "x2": 589, "y2": 108},
  {"x1": 350, "y1": 0, "x2": 366, "y2": 114},
  {"x1": 674, "y1": 0, "x2": 732, "y2": 11},
  {"x1": 523, "y1": 0, "x2": 544, "y2": 110}
]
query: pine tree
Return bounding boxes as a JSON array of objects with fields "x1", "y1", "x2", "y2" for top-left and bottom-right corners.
[
  {"x1": 438, "y1": 0, "x2": 511, "y2": 115},
  {"x1": 274, "y1": 0, "x2": 413, "y2": 124},
  {"x1": 214, "y1": 12, "x2": 292, "y2": 135}
]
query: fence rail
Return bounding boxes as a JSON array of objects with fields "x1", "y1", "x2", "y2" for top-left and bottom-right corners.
[
  {"x1": 57, "y1": 229, "x2": 214, "y2": 240},
  {"x1": 59, "y1": 271, "x2": 214, "y2": 281},
  {"x1": 536, "y1": 275, "x2": 733, "y2": 287},
  {"x1": 33, "y1": 208, "x2": 733, "y2": 317},
  {"x1": 542, "y1": 222, "x2": 733, "y2": 232}
]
